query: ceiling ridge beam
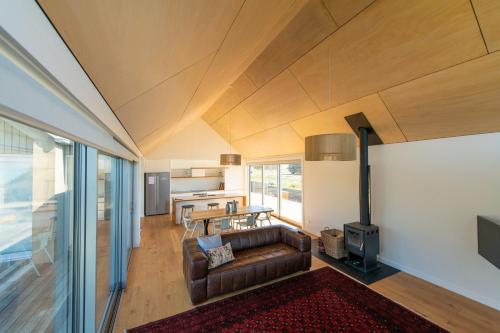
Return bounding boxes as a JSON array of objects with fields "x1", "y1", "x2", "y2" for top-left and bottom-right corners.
[{"x1": 206, "y1": 0, "x2": 379, "y2": 125}]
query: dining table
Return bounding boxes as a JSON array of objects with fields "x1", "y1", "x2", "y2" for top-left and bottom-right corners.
[{"x1": 190, "y1": 205, "x2": 274, "y2": 236}]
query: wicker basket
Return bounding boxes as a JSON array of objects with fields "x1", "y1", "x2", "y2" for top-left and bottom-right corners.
[{"x1": 320, "y1": 228, "x2": 347, "y2": 259}]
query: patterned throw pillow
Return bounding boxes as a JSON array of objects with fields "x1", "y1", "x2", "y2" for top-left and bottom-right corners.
[{"x1": 205, "y1": 242, "x2": 235, "y2": 269}]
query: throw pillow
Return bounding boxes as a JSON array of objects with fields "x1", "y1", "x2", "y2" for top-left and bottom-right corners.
[
  {"x1": 205, "y1": 242, "x2": 235, "y2": 269},
  {"x1": 197, "y1": 234, "x2": 222, "y2": 252}
]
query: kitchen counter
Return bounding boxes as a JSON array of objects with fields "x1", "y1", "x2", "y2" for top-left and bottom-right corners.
[
  {"x1": 173, "y1": 194, "x2": 244, "y2": 202},
  {"x1": 172, "y1": 193, "x2": 246, "y2": 224}
]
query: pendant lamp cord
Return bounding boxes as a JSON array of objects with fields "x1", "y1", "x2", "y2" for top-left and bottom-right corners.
[
  {"x1": 228, "y1": 111, "x2": 232, "y2": 154},
  {"x1": 329, "y1": 46, "x2": 332, "y2": 106}
]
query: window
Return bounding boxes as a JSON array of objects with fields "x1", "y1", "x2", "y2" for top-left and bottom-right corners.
[
  {"x1": 248, "y1": 161, "x2": 303, "y2": 224},
  {"x1": 0, "y1": 117, "x2": 74, "y2": 332}
]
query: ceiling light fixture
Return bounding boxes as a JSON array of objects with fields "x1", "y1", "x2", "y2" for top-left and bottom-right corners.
[
  {"x1": 220, "y1": 111, "x2": 241, "y2": 166},
  {"x1": 305, "y1": 133, "x2": 356, "y2": 161}
]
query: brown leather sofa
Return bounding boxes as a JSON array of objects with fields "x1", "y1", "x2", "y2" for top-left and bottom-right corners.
[{"x1": 183, "y1": 225, "x2": 311, "y2": 304}]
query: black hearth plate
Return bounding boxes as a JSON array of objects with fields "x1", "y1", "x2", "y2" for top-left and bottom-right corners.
[{"x1": 311, "y1": 239, "x2": 399, "y2": 285}]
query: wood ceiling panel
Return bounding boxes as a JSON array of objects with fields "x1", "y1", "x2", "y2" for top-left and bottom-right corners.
[
  {"x1": 115, "y1": 56, "x2": 212, "y2": 143},
  {"x1": 290, "y1": 0, "x2": 487, "y2": 110},
  {"x1": 123, "y1": 1, "x2": 307, "y2": 154},
  {"x1": 231, "y1": 125, "x2": 304, "y2": 158},
  {"x1": 290, "y1": 94, "x2": 406, "y2": 144},
  {"x1": 380, "y1": 52, "x2": 500, "y2": 141},
  {"x1": 202, "y1": 73, "x2": 257, "y2": 125},
  {"x1": 322, "y1": 0, "x2": 375, "y2": 26},
  {"x1": 38, "y1": 0, "x2": 243, "y2": 109},
  {"x1": 240, "y1": 70, "x2": 319, "y2": 130},
  {"x1": 148, "y1": 0, "x2": 308, "y2": 153},
  {"x1": 471, "y1": 0, "x2": 500, "y2": 52},
  {"x1": 244, "y1": 0, "x2": 338, "y2": 88},
  {"x1": 210, "y1": 107, "x2": 263, "y2": 142}
]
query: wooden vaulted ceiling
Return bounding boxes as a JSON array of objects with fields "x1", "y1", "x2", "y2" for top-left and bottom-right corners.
[
  {"x1": 38, "y1": 0, "x2": 307, "y2": 153},
  {"x1": 39, "y1": 0, "x2": 500, "y2": 158}
]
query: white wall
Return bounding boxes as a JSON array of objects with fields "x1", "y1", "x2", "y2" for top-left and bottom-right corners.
[
  {"x1": 304, "y1": 158, "x2": 359, "y2": 234},
  {"x1": 304, "y1": 133, "x2": 500, "y2": 310},
  {"x1": 143, "y1": 159, "x2": 171, "y2": 173},
  {"x1": 146, "y1": 118, "x2": 235, "y2": 161},
  {"x1": 371, "y1": 133, "x2": 500, "y2": 310}
]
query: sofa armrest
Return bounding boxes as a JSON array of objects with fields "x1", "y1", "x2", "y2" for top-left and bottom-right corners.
[
  {"x1": 183, "y1": 238, "x2": 208, "y2": 281},
  {"x1": 281, "y1": 227, "x2": 311, "y2": 252}
]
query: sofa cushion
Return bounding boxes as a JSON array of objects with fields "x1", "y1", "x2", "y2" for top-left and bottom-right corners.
[
  {"x1": 206, "y1": 243, "x2": 303, "y2": 298},
  {"x1": 197, "y1": 234, "x2": 222, "y2": 252},
  {"x1": 221, "y1": 225, "x2": 282, "y2": 252}
]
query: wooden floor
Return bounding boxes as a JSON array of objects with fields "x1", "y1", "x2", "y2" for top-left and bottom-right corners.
[{"x1": 113, "y1": 215, "x2": 500, "y2": 333}]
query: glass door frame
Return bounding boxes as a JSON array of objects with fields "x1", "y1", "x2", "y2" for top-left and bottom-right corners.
[
  {"x1": 262, "y1": 164, "x2": 280, "y2": 215},
  {"x1": 73, "y1": 143, "x2": 97, "y2": 333},
  {"x1": 95, "y1": 154, "x2": 134, "y2": 332},
  {"x1": 72, "y1": 145, "x2": 135, "y2": 333},
  {"x1": 247, "y1": 159, "x2": 303, "y2": 226}
]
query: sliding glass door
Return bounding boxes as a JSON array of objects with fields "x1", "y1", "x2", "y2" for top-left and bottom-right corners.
[
  {"x1": 0, "y1": 118, "x2": 74, "y2": 332},
  {"x1": 249, "y1": 165, "x2": 263, "y2": 206},
  {"x1": 263, "y1": 165, "x2": 279, "y2": 213},
  {"x1": 121, "y1": 160, "x2": 134, "y2": 283},
  {"x1": 1, "y1": 42, "x2": 138, "y2": 332},
  {"x1": 248, "y1": 161, "x2": 303, "y2": 224},
  {"x1": 0, "y1": 115, "x2": 137, "y2": 332},
  {"x1": 279, "y1": 163, "x2": 302, "y2": 223},
  {"x1": 96, "y1": 153, "x2": 118, "y2": 330}
]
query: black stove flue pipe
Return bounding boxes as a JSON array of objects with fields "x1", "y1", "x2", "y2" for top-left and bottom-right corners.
[{"x1": 359, "y1": 127, "x2": 370, "y2": 226}]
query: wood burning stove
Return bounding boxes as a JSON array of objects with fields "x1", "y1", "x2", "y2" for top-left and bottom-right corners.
[
  {"x1": 343, "y1": 113, "x2": 382, "y2": 272},
  {"x1": 344, "y1": 222, "x2": 379, "y2": 272}
]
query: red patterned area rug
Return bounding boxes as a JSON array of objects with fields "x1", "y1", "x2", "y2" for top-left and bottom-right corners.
[{"x1": 128, "y1": 267, "x2": 447, "y2": 333}]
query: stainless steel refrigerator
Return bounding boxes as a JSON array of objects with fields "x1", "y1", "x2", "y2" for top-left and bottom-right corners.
[{"x1": 144, "y1": 172, "x2": 170, "y2": 216}]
